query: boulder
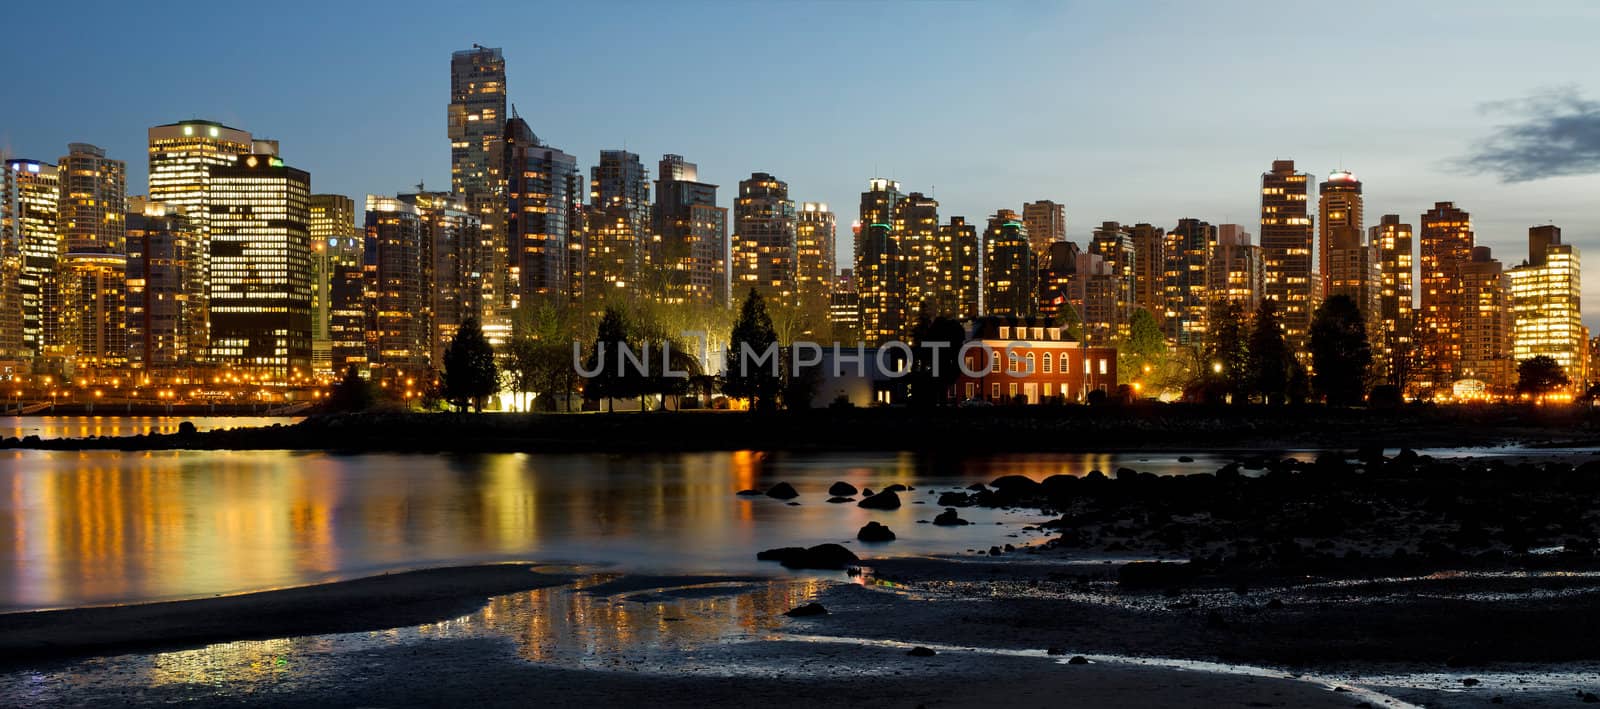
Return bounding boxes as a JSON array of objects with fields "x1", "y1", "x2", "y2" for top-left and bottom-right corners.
[
  {"x1": 906, "y1": 646, "x2": 937, "y2": 657},
  {"x1": 882, "y1": 483, "x2": 909, "y2": 493},
  {"x1": 736, "y1": 489, "x2": 765, "y2": 497},
  {"x1": 988, "y1": 475, "x2": 1043, "y2": 497},
  {"x1": 858, "y1": 490, "x2": 902, "y2": 510},
  {"x1": 1067, "y1": 656, "x2": 1089, "y2": 665},
  {"x1": 937, "y1": 491, "x2": 973, "y2": 507},
  {"x1": 1178, "y1": 456, "x2": 1195, "y2": 463},
  {"x1": 756, "y1": 543, "x2": 860, "y2": 570},
  {"x1": 765, "y1": 482, "x2": 800, "y2": 500},
  {"x1": 784, "y1": 602, "x2": 828, "y2": 617},
  {"x1": 827, "y1": 481, "x2": 858, "y2": 497},
  {"x1": 857, "y1": 521, "x2": 896, "y2": 542},
  {"x1": 933, "y1": 508, "x2": 970, "y2": 526},
  {"x1": 826, "y1": 496, "x2": 854, "y2": 504}
]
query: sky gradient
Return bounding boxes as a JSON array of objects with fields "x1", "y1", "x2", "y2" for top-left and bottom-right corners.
[{"x1": 5, "y1": 1, "x2": 1599, "y2": 324}]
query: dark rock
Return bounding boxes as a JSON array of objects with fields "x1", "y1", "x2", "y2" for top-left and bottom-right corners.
[
  {"x1": 937, "y1": 491, "x2": 974, "y2": 506},
  {"x1": 883, "y1": 483, "x2": 909, "y2": 493},
  {"x1": 757, "y1": 543, "x2": 860, "y2": 570},
  {"x1": 988, "y1": 546, "x2": 1002, "y2": 555},
  {"x1": 177, "y1": 421, "x2": 197, "y2": 436},
  {"x1": 1584, "y1": 692, "x2": 1599, "y2": 704},
  {"x1": 785, "y1": 501, "x2": 800, "y2": 506},
  {"x1": 1460, "y1": 678, "x2": 1480, "y2": 687},
  {"x1": 857, "y1": 521, "x2": 896, "y2": 543},
  {"x1": 784, "y1": 602, "x2": 828, "y2": 617},
  {"x1": 826, "y1": 496, "x2": 854, "y2": 503},
  {"x1": 765, "y1": 482, "x2": 799, "y2": 500},
  {"x1": 1046, "y1": 647, "x2": 1067, "y2": 656},
  {"x1": 988, "y1": 475, "x2": 1043, "y2": 498},
  {"x1": 1067, "y1": 655, "x2": 1089, "y2": 665},
  {"x1": 906, "y1": 646, "x2": 937, "y2": 657},
  {"x1": 861, "y1": 488, "x2": 874, "y2": 497},
  {"x1": 736, "y1": 489, "x2": 765, "y2": 497},
  {"x1": 1264, "y1": 598, "x2": 1284, "y2": 610},
  {"x1": 932, "y1": 508, "x2": 970, "y2": 526},
  {"x1": 858, "y1": 490, "x2": 901, "y2": 510},
  {"x1": 965, "y1": 483, "x2": 987, "y2": 491},
  {"x1": 827, "y1": 481, "x2": 858, "y2": 496},
  {"x1": 1178, "y1": 456, "x2": 1195, "y2": 462}
]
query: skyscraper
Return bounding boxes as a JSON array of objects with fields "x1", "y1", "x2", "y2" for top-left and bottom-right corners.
[
  {"x1": 795, "y1": 202, "x2": 836, "y2": 317},
  {"x1": 5, "y1": 159, "x2": 58, "y2": 358},
  {"x1": 1459, "y1": 246, "x2": 1512, "y2": 395},
  {"x1": 731, "y1": 172, "x2": 797, "y2": 304},
  {"x1": 1318, "y1": 169, "x2": 1364, "y2": 298},
  {"x1": 0, "y1": 162, "x2": 21, "y2": 362},
  {"x1": 1419, "y1": 201, "x2": 1474, "y2": 394},
  {"x1": 1128, "y1": 222, "x2": 1166, "y2": 314},
  {"x1": 1089, "y1": 222, "x2": 1136, "y2": 342},
  {"x1": 55, "y1": 143, "x2": 127, "y2": 370},
  {"x1": 148, "y1": 119, "x2": 253, "y2": 361},
  {"x1": 125, "y1": 199, "x2": 198, "y2": 371},
  {"x1": 1209, "y1": 225, "x2": 1261, "y2": 310},
  {"x1": 1370, "y1": 215, "x2": 1414, "y2": 385},
  {"x1": 983, "y1": 210, "x2": 1034, "y2": 317},
  {"x1": 1162, "y1": 218, "x2": 1215, "y2": 344},
  {"x1": 310, "y1": 194, "x2": 361, "y2": 376},
  {"x1": 1038, "y1": 240, "x2": 1082, "y2": 326},
  {"x1": 504, "y1": 115, "x2": 580, "y2": 308},
  {"x1": 936, "y1": 215, "x2": 980, "y2": 319},
  {"x1": 653, "y1": 155, "x2": 726, "y2": 307},
  {"x1": 207, "y1": 153, "x2": 313, "y2": 380},
  {"x1": 584, "y1": 150, "x2": 650, "y2": 313},
  {"x1": 855, "y1": 178, "x2": 903, "y2": 345},
  {"x1": 1324, "y1": 219, "x2": 1380, "y2": 330},
  {"x1": 364, "y1": 196, "x2": 431, "y2": 383},
  {"x1": 449, "y1": 46, "x2": 508, "y2": 317},
  {"x1": 894, "y1": 192, "x2": 940, "y2": 319},
  {"x1": 400, "y1": 191, "x2": 482, "y2": 365},
  {"x1": 1260, "y1": 159, "x2": 1313, "y2": 347},
  {"x1": 1508, "y1": 226, "x2": 1584, "y2": 390},
  {"x1": 1021, "y1": 200, "x2": 1065, "y2": 258}
]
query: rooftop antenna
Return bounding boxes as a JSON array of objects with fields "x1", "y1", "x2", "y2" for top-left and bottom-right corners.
[{"x1": 416, "y1": 180, "x2": 426, "y2": 193}]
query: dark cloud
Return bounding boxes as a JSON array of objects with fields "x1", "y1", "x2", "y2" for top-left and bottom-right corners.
[{"x1": 1459, "y1": 87, "x2": 1600, "y2": 183}]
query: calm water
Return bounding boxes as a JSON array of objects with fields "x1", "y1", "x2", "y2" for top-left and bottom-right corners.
[
  {"x1": 0, "y1": 416, "x2": 302, "y2": 440},
  {"x1": 0, "y1": 447, "x2": 1259, "y2": 611}
]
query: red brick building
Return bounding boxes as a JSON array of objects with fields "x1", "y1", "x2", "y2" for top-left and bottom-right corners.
[{"x1": 956, "y1": 317, "x2": 1117, "y2": 404}]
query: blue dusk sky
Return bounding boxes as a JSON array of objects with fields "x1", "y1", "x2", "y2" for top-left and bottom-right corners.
[{"x1": 4, "y1": 1, "x2": 1600, "y2": 324}]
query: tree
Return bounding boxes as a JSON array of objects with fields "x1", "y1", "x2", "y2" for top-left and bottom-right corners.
[
  {"x1": 326, "y1": 366, "x2": 374, "y2": 413},
  {"x1": 441, "y1": 317, "x2": 499, "y2": 412},
  {"x1": 910, "y1": 313, "x2": 967, "y2": 406},
  {"x1": 723, "y1": 289, "x2": 783, "y2": 411},
  {"x1": 1056, "y1": 301, "x2": 1085, "y2": 342},
  {"x1": 1516, "y1": 355, "x2": 1570, "y2": 397},
  {"x1": 1247, "y1": 299, "x2": 1291, "y2": 404},
  {"x1": 1309, "y1": 295, "x2": 1373, "y2": 406},
  {"x1": 584, "y1": 307, "x2": 636, "y2": 413},
  {"x1": 1202, "y1": 299, "x2": 1250, "y2": 403},
  {"x1": 1118, "y1": 307, "x2": 1167, "y2": 389}
]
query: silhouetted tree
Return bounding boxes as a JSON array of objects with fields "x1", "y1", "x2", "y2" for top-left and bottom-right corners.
[
  {"x1": 1309, "y1": 295, "x2": 1372, "y2": 406},
  {"x1": 584, "y1": 307, "x2": 635, "y2": 413},
  {"x1": 1118, "y1": 307, "x2": 1166, "y2": 387},
  {"x1": 326, "y1": 366, "x2": 374, "y2": 412},
  {"x1": 1202, "y1": 299, "x2": 1250, "y2": 403},
  {"x1": 441, "y1": 317, "x2": 498, "y2": 412},
  {"x1": 1247, "y1": 299, "x2": 1291, "y2": 404},
  {"x1": 724, "y1": 289, "x2": 782, "y2": 412},
  {"x1": 910, "y1": 312, "x2": 967, "y2": 406},
  {"x1": 1516, "y1": 355, "x2": 1570, "y2": 397}
]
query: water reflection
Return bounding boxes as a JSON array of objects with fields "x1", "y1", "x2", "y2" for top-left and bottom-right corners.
[
  {"x1": 0, "y1": 416, "x2": 301, "y2": 440},
  {"x1": 1, "y1": 449, "x2": 1270, "y2": 611}
]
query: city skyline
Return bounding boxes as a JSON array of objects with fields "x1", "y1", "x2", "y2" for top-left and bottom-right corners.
[{"x1": 5, "y1": 3, "x2": 1600, "y2": 324}]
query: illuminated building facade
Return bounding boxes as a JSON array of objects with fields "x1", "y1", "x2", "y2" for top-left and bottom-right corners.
[
  {"x1": 400, "y1": 192, "x2": 481, "y2": 363},
  {"x1": 1508, "y1": 225, "x2": 1584, "y2": 389},
  {"x1": 829, "y1": 269, "x2": 860, "y2": 345},
  {"x1": 5, "y1": 159, "x2": 58, "y2": 358},
  {"x1": 0, "y1": 163, "x2": 20, "y2": 362},
  {"x1": 1068, "y1": 251, "x2": 1121, "y2": 346},
  {"x1": 1208, "y1": 224, "x2": 1260, "y2": 310},
  {"x1": 583, "y1": 150, "x2": 650, "y2": 314},
  {"x1": 309, "y1": 194, "x2": 360, "y2": 375},
  {"x1": 795, "y1": 202, "x2": 836, "y2": 315},
  {"x1": 1418, "y1": 201, "x2": 1474, "y2": 394},
  {"x1": 207, "y1": 153, "x2": 313, "y2": 380},
  {"x1": 956, "y1": 319, "x2": 1118, "y2": 404},
  {"x1": 1260, "y1": 160, "x2": 1313, "y2": 347},
  {"x1": 983, "y1": 210, "x2": 1034, "y2": 317},
  {"x1": 936, "y1": 215, "x2": 980, "y2": 319},
  {"x1": 1038, "y1": 240, "x2": 1081, "y2": 325},
  {"x1": 1370, "y1": 214, "x2": 1414, "y2": 384},
  {"x1": 1324, "y1": 222, "x2": 1380, "y2": 331},
  {"x1": 148, "y1": 120, "x2": 253, "y2": 361},
  {"x1": 653, "y1": 155, "x2": 726, "y2": 307},
  {"x1": 1128, "y1": 222, "x2": 1165, "y2": 314},
  {"x1": 449, "y1": 46, "x2": 508, "y2": 317},
  {"x1": 1162, "y1": 218, "x2": 1215, "y2": 344},
  {"x1": 364, "y1": 196, "x2": 431, "y2": 382},
  {"x1": 55, "y1": 143, "x2": 127, "y2": 369},
  {"x1": 894, "y1": 192, "x2": 941, "y2": 319},
  {"x1": 1021, "y1": 200, "x2": 1065, "y2": 258},
  {"x1": 125, "y1": 200, "x2": 197, "y2": 370},
  {"x1": 1318, "y1": 169, "x2": 1363, "y2": 298},
  {"x1": 855, "y1": 178, "x2": 903, "y2": 345},
  {"x1": 1458, "y1": 246, "x2": 1512, "y2": 394},
  {"x1": 503, "y1": 115, "x2": 580, "y2": 309},
  {"x1": 328, "y1": 263, "x2": 368, "y2": 375},
  {"x1": 1089, "y1": 221, "x2": 1135, "y2": 341},
  {"x1": 732, "y1": 172, "x2": 797, "y2": 304}
]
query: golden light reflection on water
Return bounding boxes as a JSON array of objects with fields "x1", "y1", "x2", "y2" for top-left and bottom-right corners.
[{"x1": 0, "y1": 416, "x2": 302, "y2": 440}]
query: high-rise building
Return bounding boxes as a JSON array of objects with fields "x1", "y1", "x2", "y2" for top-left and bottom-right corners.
[
  {"x1": 207, "y1": 153, "x2": 313, "y2": 380},
  {"x1": 1209, "y1": 225, "x2": 1261, "y2": 310},
  {"x1": 1508, "y1": 226, "x2": 1584, "y2": 389},
  {"x1": 1325, "y1": 219, "x2": 1380, "y2": 330},
  {"x1": 148, "y1": 119, "x2": 254, "y2": 362},
  {"x1": 5, "y1": 159, "x2": 58, "y2": 358},
  {"x1": 504, "y1": 115, "x2": 580, "y2": 309},
  {"x1": 0, "y1": 162, "x2": 22, "y2": 362},
  {"x1": 54, "y1": 143, "x2": 127, "y2": 370},
  {"x1": 400, "y1": 192, "x2": 481, "y2": 364},
  {"x1": 328, "y1": 263, "x2": 368, "y2": 376},
  {"x1": 1370, "y1": 215, "x2": 1415, "y2": 385},
  {"x1": 1260, "y1": 160, "x2": 1313, "y2": 347},
  {"x1": 1162, "y1": 218, "x2": 1215, "y2": 344},
  {"x1": 653, "y1": 155, "x2": 726, "y2": 307},
  {"x1": 125, "y1": 198, "x2": 198, "y2": 371},
  {"x1": 363, "y1": 196, "x2": 431, "y2": 383},
  {"x1": 449, "y1": 46, "x2": 508, "y2": 317},
  {"x1": 1128, "y1": 222, "x2": 1166, "y2": 314},
  {"x1": 309, "y1": 194, "x2": 360, "y2": 376},
  {"x1": 795, "y1": 202, "x2": 837, "y2": 316},
  {"x1": 1067, "y1": 250, "x2": 1121, "y2": 346},
  {"x1": 1318, "y1": 169, "x2": 1364, "y2": 298},
  {"x1": 983, "y1": 210, "x2": 1034, "y2": 317},
  {"x1": 894, "y1": 192, "x2": 940, "y2": 319},
  {"x1": 1038, "y1": 240, "x2": 1081, "y2": 326},
  {"x1": 829, "y1": 270, "x2": 861, "y2": 345},
  {"x1": 1021, "y1": 200, "x2": 1065, "y2": 258},
  {"x1": 1418, "y1": 201, "x2": 1474, "y2": 394},
  {"x1": 732, "y1": 172, "x2": 797, "y2": 304},
  {"x1": 1089, "y1": 221, "x2": 1136, "y2": 342},
  {"x1": 936, "y1": 216, "x2": 980, "y2": 319},
  {"x1": 855, "y1": 178, "x2": 903, "y2": 345},
  {"x1": 584, "y1": 150, "x2": 650, "y2": 313},
  {"x1": 1459, "y1": 246, "x2": 1513, "y2": 395}
]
